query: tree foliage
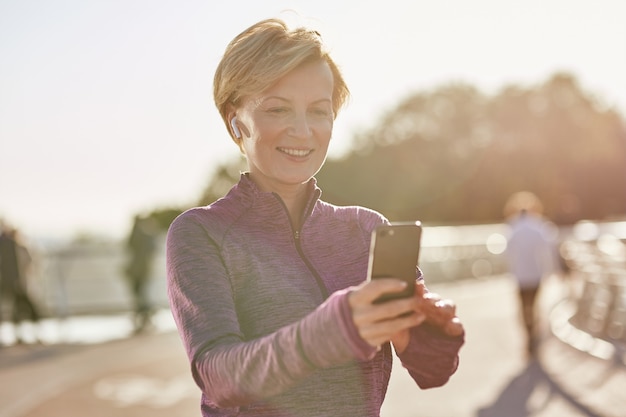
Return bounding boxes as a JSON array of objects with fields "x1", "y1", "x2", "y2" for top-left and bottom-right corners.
[
  {"x1": 197, "y1": 73, "x2": 626, "y2": 225},
  {"x1": 197, "y1": 157, "x2": 247, "y2": 206}
]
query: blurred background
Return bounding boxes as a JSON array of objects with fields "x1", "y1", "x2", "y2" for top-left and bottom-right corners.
[
  {"x1": 2, "y1": 0, "x2": 625, "y2": 242},
  {"x1": 1, "y1": 1, "x2": 626, "y2": 416}
]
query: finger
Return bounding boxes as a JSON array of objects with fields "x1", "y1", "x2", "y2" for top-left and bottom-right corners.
[
  {"x1": 435, "y1": 299, "x2": 457, "y2": 317},
  {"x1": 353, "y1": 295, "x2": 421, "y2": 327},
  {"x1": 423, "y1": 291, "x2": 442, "y2": 302},
  {"x1": 419, "y1": 298, "x2": 457, "y2": 327},
  {"x1": 349, "y1": 278, "x2": 409, "y2": 306},
  {"x1": 351, "y1": 296, "x2": 426, "y2": 347},
  {"x1": 443, "y1": 317, "x2": 464, "y2": 337},
  {"x1": 415, "y1": 280, "x2": 427, "y2": 297},
  {"x1": 359, "y1": 311, "x2": 426, "y2": 346},
  {"x1": 419, "y1": 295, "x2": 454, "y2": 314}
]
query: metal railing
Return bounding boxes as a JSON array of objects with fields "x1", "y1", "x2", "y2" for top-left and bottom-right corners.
[
  {"x1": 562, "y1": 238, "x2": 626, "y2": 345},
  {"x1": 19, "y1": 237, "x2": 168, "y2": 318},
  {"x1": 18, "y1": 223, "x2": 511, "y2": 317},
  {"x1": 17, "y1": 220, "x2": 625, "y2": 322}
]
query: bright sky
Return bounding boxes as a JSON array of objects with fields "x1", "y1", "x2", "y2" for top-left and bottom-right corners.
[{"x1": 1, "y1": 0, "x2": 625, "y2": 243}]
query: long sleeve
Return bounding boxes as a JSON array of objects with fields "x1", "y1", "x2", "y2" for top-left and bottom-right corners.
[
  {"x1": 166, "y1": 211, "x2": 377, "y2": 409},
  {"x1": 390, "y1": 272, "x2": 465, "y2": 388},
  {"x1": 396, "y1": 322, "x2": 464, "y2": 389}
]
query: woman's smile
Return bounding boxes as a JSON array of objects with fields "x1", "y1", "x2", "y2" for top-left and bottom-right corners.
[{"x1": 277, "y1": 147, "x2": 314, "y2": 158}]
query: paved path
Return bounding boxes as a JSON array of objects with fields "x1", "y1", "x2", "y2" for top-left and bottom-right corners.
[
  {"x1": 381, "y1": 276, "x2": 625, "y2": 417},
  {"x1": 0, "y1": 275, "x2": 624, "y2": 417}
]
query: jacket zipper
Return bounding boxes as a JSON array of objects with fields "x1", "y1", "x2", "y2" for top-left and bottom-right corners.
[
  {"x1": 293, "y1": 228, "x2": 329, "y2": 300},
  {"x1": 274, "y1": 194, "x2": 329, "y2": 300}
]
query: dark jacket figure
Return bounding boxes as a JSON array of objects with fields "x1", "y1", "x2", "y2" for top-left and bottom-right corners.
[
  {"x1": 0, "y1": 225, "x2": 40, "y2": 343},
  {"x1": 124, "y1": 216, "x2": 158, "y2": 333}
]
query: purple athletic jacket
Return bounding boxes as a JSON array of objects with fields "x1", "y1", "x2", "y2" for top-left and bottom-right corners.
[{"x1": 166, "y1": 173, "x2": 464, "y2": 416}]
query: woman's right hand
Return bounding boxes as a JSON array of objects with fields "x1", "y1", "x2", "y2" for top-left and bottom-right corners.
[{"x1": 348, "y1": 278, "x2": 426, "y2": 348}]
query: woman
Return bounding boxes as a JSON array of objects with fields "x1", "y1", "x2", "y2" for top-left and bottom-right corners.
[{"x1": 167, "y1": 18, "x2": 464, "y2": 417}]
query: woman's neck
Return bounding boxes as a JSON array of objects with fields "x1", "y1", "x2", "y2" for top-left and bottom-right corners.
[
  {"x1": 276, "y1": 185, "x2": 309, "y2": 230},
  {"x1": 248, "y1": 173, "x2": 311, "y2": 229}
]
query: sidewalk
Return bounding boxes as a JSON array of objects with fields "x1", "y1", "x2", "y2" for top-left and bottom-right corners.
[
  {"x1": 0, "y1": 275, "x2": 624, "y2": 417},
  {"x1": 381, "y1": 275, "x2": 626, "y2": 417}
]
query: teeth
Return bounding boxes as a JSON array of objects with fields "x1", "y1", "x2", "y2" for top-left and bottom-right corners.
[{"x1": 279, "y1": 148, "x2": 311, "y2": 157}]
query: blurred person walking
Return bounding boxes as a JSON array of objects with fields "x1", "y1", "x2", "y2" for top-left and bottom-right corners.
[
  {"x1": 124, "y1": 215, "x2": 158, "y2": 333},
  {"x1": 503, "y1": 191, "x2": 557, "y2": 358},
  {"x1": 0, "y1": 222, "x2": 41, "y2": 344}
]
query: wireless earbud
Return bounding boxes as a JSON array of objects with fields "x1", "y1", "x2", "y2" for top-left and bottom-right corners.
[{"x1": 230, "y1": 117, "x2": 242, "y2": 139}]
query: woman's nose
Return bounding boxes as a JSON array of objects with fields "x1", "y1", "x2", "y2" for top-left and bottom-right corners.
[{"x1": 288, "y1": 113, "x2": 312, "y2": 138}]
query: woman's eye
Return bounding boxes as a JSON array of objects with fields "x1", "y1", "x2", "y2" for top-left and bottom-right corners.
[
  {"x1": 268, "y1": 107, "x2": 288, "y2": 114},
  {"x1": 311, "y1": 108, "x2": 331, "y2": 117}
]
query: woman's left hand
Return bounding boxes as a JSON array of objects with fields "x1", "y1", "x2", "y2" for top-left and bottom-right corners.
[
  {"x1": 379, "y1": 281, "x2": 464, "y2": 353},
  {"x1": 413, "y1": 281, "x2": 464, "y2": 337}
]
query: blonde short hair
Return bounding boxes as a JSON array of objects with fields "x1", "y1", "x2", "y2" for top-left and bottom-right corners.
[
  {"x1": 504, "y1": 191, "x2": 544, "y2": 219},
  {"x1": 213, "y1": 18, "x2": 350, "y2": 143}
]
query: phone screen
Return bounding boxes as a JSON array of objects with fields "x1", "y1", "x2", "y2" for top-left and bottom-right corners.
[{"x1": 366, "y1": 221, "x2": 422, "y2": 303}]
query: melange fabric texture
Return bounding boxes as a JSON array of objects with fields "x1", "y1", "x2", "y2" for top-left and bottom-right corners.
[{"x1": 166, "y1": 173, "x2": 464, "y2": 417}]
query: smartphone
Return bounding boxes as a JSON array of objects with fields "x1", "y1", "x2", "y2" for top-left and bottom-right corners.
[{"x1": 366, "y1": 221, "x2": 422, "y2": 303}]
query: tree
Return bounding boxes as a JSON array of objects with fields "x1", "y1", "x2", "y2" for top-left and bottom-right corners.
[
  {"x1": 317, "y1": 73, "x2": 626, "y2": 224},
  {"x1": 197, "y1": 157, "x2": 247, "y2": 206}
]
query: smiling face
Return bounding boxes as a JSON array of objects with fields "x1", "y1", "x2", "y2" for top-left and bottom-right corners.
[{"x1": 234, "y1": 60, "x2": 335, "y2": 193}]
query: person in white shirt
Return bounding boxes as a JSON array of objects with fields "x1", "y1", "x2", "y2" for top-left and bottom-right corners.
[{"x1": 504, "y1": 191, "x2": 557, "y2": 357}]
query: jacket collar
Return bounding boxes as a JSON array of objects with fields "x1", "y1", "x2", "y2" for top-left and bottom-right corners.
[{"x1": 236, "y1": 172, "x2": 322, "y2": 220}]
